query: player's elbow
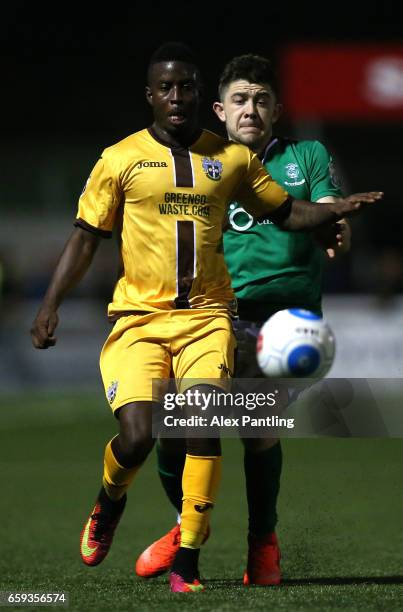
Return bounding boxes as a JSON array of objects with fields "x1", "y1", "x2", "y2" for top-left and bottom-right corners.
[
  {"x1": 74, "y1": 226, "x2": 101, "y2": 254},
  {"x1": 265, "y1": 197, "x2": 295, "y2": 230}
]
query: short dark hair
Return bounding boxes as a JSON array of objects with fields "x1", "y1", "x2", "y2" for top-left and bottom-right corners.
[
  {"x1": 218, "y1": 54, "x2": 279, "y2": 100},
  {"x1": 147, "y1": 42, "x2": 199, "y2": 83}
]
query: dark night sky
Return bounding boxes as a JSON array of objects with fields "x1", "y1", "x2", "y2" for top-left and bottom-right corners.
[
  {"x1": 2, "y1": 0, "x2": 402, "y2": 294},
  {"x1": 2, "y1": 0, "x2": 402, "y2": 141}
]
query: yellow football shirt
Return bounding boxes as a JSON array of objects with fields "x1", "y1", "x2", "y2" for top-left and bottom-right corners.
[{"x1": 75, "y1": 128, "x2": 288, "y2": 317}]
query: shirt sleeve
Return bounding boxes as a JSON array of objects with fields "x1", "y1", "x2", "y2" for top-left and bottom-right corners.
[
  {"x1": 74, "y1": 151, "x2": 122, "y2": 238},
  {"x1": 307, "y1": 141, "x2": 343, "y2": 201},
  {"x1": 232, "y1": 151, "x2": 289, "y2": 217}
]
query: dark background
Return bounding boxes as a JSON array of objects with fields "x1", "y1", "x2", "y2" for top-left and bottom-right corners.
[
  {"x1": 4, "y1": 1, "x2": 402, "y2": 139},
  {"x1": 1, "y1": 0, "x2": 403, "y2": 299}
]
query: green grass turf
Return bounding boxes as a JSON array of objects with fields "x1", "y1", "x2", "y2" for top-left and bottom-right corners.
[{"x1": 1, "y1": 391, "x2": 402, "y2": 611}]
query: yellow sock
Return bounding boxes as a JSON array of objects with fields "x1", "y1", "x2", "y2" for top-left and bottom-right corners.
[
  {"x1": 180, "y1": 454, "x2": 222, "y2": 549},
  {"x1": 102, "y1": 439, "x2": 139, "y2": 501}
]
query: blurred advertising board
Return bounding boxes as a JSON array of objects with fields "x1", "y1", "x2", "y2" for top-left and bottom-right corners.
[
  {"x1": 323, "y1": 295, "x2": 403, "y2": 378},
  {"x1": 282, "y1": 44, "x2": 403, "y2": 120}
]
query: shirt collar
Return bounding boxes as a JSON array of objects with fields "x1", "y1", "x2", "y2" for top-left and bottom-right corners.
[{"x1": 261, "y1": 137, "x2": 279, "y2": 163}]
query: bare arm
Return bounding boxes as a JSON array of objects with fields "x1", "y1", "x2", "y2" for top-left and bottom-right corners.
[
  {"x1": 31, "y1": 227, "x2": 101, "y2": 349},
  {"x1": 271, "y1": 192, "x2": 382, "y2": 231}
]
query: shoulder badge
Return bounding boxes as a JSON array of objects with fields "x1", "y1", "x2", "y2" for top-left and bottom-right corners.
[
  {"x1": 107, "y1": 380, "x2": 119, "y2": 404},
  {"x1": 329, "y1": 160, "x2": 342, "y2": 188}
]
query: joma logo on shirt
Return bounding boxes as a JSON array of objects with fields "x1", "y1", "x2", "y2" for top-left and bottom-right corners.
[
  {"x1": 218, "y1": 363, "x2": 233, "y2": 377},
  {"x1": 136, "y1": 161, "x2": 168, "y2": 168}
]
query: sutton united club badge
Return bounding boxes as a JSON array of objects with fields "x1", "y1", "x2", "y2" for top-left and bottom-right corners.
[
  {"x1": 202, "y1": 157, "x2": 223, "y2": 181},
  {"x1": 107, "y1": 380, "x2": 118, "y2": 404}
]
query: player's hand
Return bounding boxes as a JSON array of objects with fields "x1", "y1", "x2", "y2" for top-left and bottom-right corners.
[
  {"x1": 30, "y1": 308, "x2": 59, "y2": 349},
  {"x1": 314, "y1": 220, "x2": 351, "y2": 258},
  {"x1": 332, "y1": 192, "x2": 383, "y2": 218}
]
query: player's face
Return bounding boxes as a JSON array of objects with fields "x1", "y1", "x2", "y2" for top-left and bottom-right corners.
[
  {"x1": 213, "y1": 80, "x2": 282, "y2": 154},
  {"x1": 146, "y1": 61, "x2": 202, "y2": 137}
]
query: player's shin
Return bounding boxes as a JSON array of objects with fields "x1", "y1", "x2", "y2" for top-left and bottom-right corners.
[
  {"x1": 157, "y1": 439, "x2": 186, "y2": 514},
  {"x1": 102, "y1": 439, "x2": 140, "y2": 501},
  {"x1": 244, "y1": 440, "x2": 282, "y2": 536}
]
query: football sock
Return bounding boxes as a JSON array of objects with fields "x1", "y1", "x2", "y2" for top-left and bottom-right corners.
[
  {"x1": 102, "y1": 439, "x2": 139, "y2": 501},
  {"x1": 244, "y1": 441, "x2": 282, "y2": 536},
  {"x1": 171, "y1": 547, "x2": 200, "y2": 582},
  {"x1": 97, "y1": 485, "x2": 126, "y2": 513},
  {"x1": 156, "y1": 442, "x2": 185, "y2": 514},
  {"x1": 180, "y1": 454, "x2": 221, "y2": 549}
]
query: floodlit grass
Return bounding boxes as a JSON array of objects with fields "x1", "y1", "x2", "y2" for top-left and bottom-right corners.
[{"x1": 1, "y1": 391, "x2": 402, "y2": 611}]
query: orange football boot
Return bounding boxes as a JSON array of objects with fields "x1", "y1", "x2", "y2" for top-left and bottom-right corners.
[
  {"x1": 135, "y1": 524, "x2": 210, "y2": 578},
  {"x1": 243, "y1": 532, "x2": 281, "y2": 586}
]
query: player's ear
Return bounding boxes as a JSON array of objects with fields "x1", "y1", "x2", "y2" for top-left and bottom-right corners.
[
  {"x1": 272, "y1": 103, "x2": 283, "y2": 124},
  {"x1": 213, "y1": 101, "x2": 226, "y2": 123},
  {"x1": 145, "y1": 86, "x2": 153, "y2": 106}
]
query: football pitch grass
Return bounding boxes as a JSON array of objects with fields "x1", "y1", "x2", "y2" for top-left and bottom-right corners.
[{"x1": 1, "y1": 391, "x2": 402, "y2": 611}]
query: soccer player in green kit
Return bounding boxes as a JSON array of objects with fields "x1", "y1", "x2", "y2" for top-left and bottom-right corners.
[{"x1": 135, "y1": 54, "x2": 351, "y2": 585}]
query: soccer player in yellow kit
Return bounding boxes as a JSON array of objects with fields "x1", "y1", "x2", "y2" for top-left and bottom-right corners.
[{"x1": 30, "y1": 42, "x2": 382, "y2": 593}]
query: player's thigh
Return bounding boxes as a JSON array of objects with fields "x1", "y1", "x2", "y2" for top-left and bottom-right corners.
[
  {"x1": 173, "y1": 313, "x2": 236, "y2": 389},
  {"x1": 233, "y1": 318, "x2": 296, "y2": 403},
  {"x1": 232, "y1": 319, "x2": 263, "y2": 378},
  {"x1": 100, "y1": 323, "x2": 171, "y2": 412}
]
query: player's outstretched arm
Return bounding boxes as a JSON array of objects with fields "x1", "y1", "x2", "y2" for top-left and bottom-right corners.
[
  {"x1": 274, "y1": 192, "x2": 383, "y2": 231},
  {"x1": 30, "y1": 227, "x2": 101, "y2": 349}
]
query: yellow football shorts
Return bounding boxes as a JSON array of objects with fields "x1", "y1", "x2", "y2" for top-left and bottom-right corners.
[{"x1": 100, "y1": 309, "x2": 236, "y2": 412}]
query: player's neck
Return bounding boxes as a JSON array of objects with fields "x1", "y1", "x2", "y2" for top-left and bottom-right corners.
[
  {"x1": 150, "y1": 123, "x2": 202, "y2": 149},
  {"x1": 257, "y1": 135, "x2": 279, "y2": 161},
  {"x1": 254, "y1": 133, "x2": 274, "y2": 158}
]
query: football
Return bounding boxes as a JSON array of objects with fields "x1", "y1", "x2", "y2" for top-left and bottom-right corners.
[{"x1": 256, "y1": 308, "x2": 336, "y2": 378}]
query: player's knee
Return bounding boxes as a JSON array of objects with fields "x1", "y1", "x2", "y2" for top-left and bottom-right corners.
[
  {"x1": 242, "y1": 437, "x2": 280, "y2": 452},
  {"x1": 116, "y1": 431, "x2": 154, "y2": 466},
  {"x1": 116, "y1": 401, "x2": 154, "y2": 464},
  {"x1": 186, "y1": 437, "x2": 221, "y2": 457},
  {"x1": 158, "y1": 437, "x2": 186, "y2": 454}
]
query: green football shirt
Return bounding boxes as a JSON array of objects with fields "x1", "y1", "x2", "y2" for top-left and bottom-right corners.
[{"x1": 224, "y1": 138, "x2": 343, "y2": 321}]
